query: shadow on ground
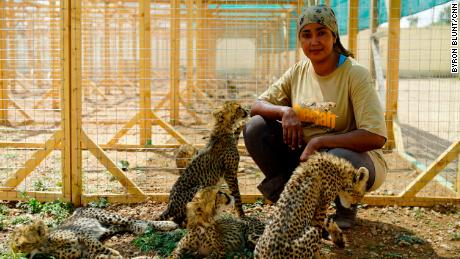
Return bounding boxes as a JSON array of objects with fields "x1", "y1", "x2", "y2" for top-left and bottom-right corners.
[{"x1": 328, "y1": 218, "x2": 446, "y2": 259}]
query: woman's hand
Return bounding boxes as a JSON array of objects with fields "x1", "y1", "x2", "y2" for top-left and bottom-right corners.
[
  {"x1": 281, "y1": 107, "x2": 303, "y2": 150},
  {"x1": 300, "y1": 137, "x2": 323, "y2": 161}
]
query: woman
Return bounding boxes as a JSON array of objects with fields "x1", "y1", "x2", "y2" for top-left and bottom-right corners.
[{"x1": 243, "y1": 4, "x2": 387, "y2": 229}]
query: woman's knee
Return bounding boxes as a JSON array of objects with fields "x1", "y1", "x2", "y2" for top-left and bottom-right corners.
[{"x1": 243, "y1": 115, "x2": 268, "y2": 140}]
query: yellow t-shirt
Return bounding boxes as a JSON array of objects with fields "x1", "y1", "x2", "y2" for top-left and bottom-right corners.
[{"x1": 258, "y1": 58, "x2": 387, "y2": 191}]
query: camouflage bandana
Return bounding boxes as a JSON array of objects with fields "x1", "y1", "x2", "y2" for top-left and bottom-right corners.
[{"x1": 298, "y1": 4, "x2": 338, "y2": 38}]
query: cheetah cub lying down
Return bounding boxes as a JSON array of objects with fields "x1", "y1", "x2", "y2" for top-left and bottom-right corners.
[
  {"x1": 254, "y1": 152, "x2": 369, "y2": 259},
  {"x1": 158, "y1": 101, "x2": 249, "y2": 225},
  {"x1": 9, "y1": 207, "x2": 178, "y2": 259},
  {"x1": 170, "y1": 186, "x2": 265, "y2": 259}
]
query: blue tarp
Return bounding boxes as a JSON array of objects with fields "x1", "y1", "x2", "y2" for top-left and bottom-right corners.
[
  {"x1": 207, "y1": 1, "x2": 452, "y2": 49},
  {"x1": 288, "y1": 0, "x2": 452, "y2": 48}
]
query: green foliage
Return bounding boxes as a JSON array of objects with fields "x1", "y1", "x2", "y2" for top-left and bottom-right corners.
[
  {"x1": 0, "y1": 250, "x2": 28, "y2": 259},
  {"x1": 384, "y1": 252, "x2": 403, "y2": 258},
  {"x1": 0, "y1": 204, "x2": 9, "y2": 215},
  {"x1": 0, "y1": 214, "x2": 7, "y2": 230},
  {"x1": 16, "y1": 196, "x2": 72, "y2": 226},
  {"x1": 117, "y1": 160, "x2": 130, "y2": 171},
  {"x1": 17, "y1": 198, "x2": 42, "y2": 214},
  {"x1": 3, "y1": 153, "x2": 17, "y2": 159},
  {"x1": 11, "y1": 215, "x2": 32, "y2": 225},
  {"x1": 133, "y1": 228, "x2": 187, "y2": 257},
  {"x1": 40, "y1": 200, "x2": 73, "y2": 226},
  {"x1": 88, "y1": 197, "x2": 109, "y2": 208},
  {"x1": 451, "y1": 231, "x2": 460, "y2": 241},
  {"x1": 33, "y1": 180, "x2": 47, "y2": 191},
  {"x1": 394, "y1": 233, "x2": 425, "y2": 245}
]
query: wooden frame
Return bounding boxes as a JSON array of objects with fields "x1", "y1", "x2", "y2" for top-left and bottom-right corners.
[
  {"x1": 0, "y1": 0, "x2": 458, "y2": 207},
  {"x1": 348, "y1": 0, "x2": 359, "y2": 56}
]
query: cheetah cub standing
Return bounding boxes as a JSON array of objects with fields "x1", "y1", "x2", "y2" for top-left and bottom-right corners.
[
  {"x1": 170, "y1": 186, "x2": 265, "y2": 259},
  {"x1": 158, "y1": 101, "x2": 248, "y2": 225},
  {"x1": 254, "y1": 152, "x2": 369, "y2": 259},
  {"x1": 9, "y1": 207, "x2": 178, "y2": 259}
]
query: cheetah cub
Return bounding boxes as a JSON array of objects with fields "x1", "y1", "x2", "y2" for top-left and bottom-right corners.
[
  {"x1": 254, "y1": 152, "x2": 369, "y2": 259},
  {"x1": 9, "y1": 207, "x2": 178, "y2": 259},
  {"x1": 158, "y1": 101, "x2": 248, "y2": 225},
  {"x1": 170, "y1": 186, "x2": 265, "y2": 258}
]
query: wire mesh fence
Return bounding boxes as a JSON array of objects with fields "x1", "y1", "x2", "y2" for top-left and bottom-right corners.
[{"x1": 0, "y1": 0, "x2": 458, "y2": 205}]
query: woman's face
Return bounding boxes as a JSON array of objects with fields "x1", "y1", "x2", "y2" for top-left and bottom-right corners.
[{"x1": 299, "y1": 23, "x2": 336, "y2": 63}]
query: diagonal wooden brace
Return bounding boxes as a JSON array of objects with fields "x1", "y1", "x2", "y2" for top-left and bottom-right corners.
[
  {"x1": 400, "y1": 141, "x2": 460, "y2": 197},
  {"x1": 3, "y1": 131, "x2": 62, "y2": 190},
  {"x1": 81, "y1": 131, "x2": 145, "y2": 196}
]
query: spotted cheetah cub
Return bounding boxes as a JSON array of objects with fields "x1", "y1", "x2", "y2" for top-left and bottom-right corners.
[
  {"x1": 170, "y1": 186, "x2": 265, "y2": 258},
  {"x1": 254, "y1": 152, "x2": 369, "y2": 259},
  {"x1": 158, "y1": 101, "x2": 249, "y2": 225},
  {"x1": 9, "y1": 207, "x2": 178, "y2": 259}
]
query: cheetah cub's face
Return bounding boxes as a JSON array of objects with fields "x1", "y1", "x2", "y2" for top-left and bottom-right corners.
[
  {"x1": 338, "y1": 167, "x2": 369, "y2": 208},
  {"x1": 186, "y1": 186, "x2": 235, "y2": 227},
  {"x1": 212, "y1": 101, "x2": 249, "y2": 125},
  {"x1": 10, "y1": 220, "x2": 48, "y2": 255}
]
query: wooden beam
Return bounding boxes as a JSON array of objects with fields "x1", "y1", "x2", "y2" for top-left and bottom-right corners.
[
  {"x1": 70, "y1": 0, "x2": 83, "y2": 206},
  {"x1": 50, "y1": 0, "x2": 60, "y2": 109},
  {"x1": 384, "y1": 0, "x2": 401, "y2": 150},
  {"x1": 139, "y1": 0, "x2": 153, "y2": 146},
  {"x1": 295, "y1": 0, "x2": 303, "y2": 62},
  {"x1": 457, "y1": 154, "x2": 460, "y2": 198},
  {"x1": 369, "y1": 0, "x2": 378, "y2": 79},
  {"x1": 169, "y1": 0, "x2": 181, "y2": 125},
  {"x1": 3, "y1": 131, "x2": 62, "y2": 189},
  {"x1": 81, "y1": 131, "x2": 145, "y2": 197},
  {"x1": 400, "y1": 141, "x2": 460, "y2": 197},
  {"x1": 106, "y1": 112, "x2": 141, "y2": 146},
  {"x1": 150, "y1": 111, "x2": 189, "y2": 144},
  {"x1": 0, "y1": 191, "x2": 63, "y2": 202},
  {"x1": 61, "y1": 0, "x2": 72, "y2": 203},
  {"x1": 348, "y1": 0, "x2": 359, "y2": 56},
  {"x1": 0, "y1": 1, "x2": 9, "y2": 126}
]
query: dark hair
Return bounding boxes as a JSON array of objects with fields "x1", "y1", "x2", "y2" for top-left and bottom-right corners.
[{"x1": 334, "y1": 36, "x2": 354, "y2": 58}]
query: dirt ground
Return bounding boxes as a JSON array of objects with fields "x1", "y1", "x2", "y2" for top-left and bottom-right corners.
[{"x1": 0, "y1": 198, "x2": 459, "y2": 258}]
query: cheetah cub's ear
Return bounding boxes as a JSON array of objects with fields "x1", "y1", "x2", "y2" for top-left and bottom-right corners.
[
  {"x1": 353, "y1": 167, "x2": 369, "y2": 185},
  {"x1": 339, "y1": 167, "x2": 369, "y2": 208}
]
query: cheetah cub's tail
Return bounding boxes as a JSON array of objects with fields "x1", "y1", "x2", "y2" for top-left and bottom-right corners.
[{"x1": 130, "y1": 220, "x2": 178, "y2": 234}]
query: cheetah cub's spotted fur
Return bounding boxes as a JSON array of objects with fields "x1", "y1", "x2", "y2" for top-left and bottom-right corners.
[
  {"x1": 158, "y1": 101, "x2": 248, "y2": 225},
  {"x1": 254, "y1": 152, "x2": 369, "y2": 259},
  {"x1": 170, "y1": 186, "x2": 265, "y2": 259},
  {"x1": 9, "y1": 207, "x2": 178, "y2": 259}
]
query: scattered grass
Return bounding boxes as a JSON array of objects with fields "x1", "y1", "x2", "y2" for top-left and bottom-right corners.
[
  {"x1": 133, "y1": 228, "x2": 187, "y2": 257},
  {"x1": 0, "y1": 250, "x2": 28, "y2": 259},
  {"x1": 88, "y1": 197, "x2": 110, "y2": 209},
  {"x1": 117, "y1": 160, "x2": 130, "y2": 172},
  {"x1": 394, "y1": 233, "x2": 424, "y2": 245},
  {"x1": 33, "y1": 180, "x2": 47, "y2": 191},
  {"x1": 3, "y1": 153, "x2": 17, "y2": 159},
  {"x1": 11, "y1": 215, "x2": 32, "y2": 225},
  {"x1": 450, "y1": 232, "x2": 460, "y2": 241},
  {"x1": 0, "y1": 204, "x2": 8, "y2": 215},
  {"x1": 385, "y1": 252, "x2": 403, "y2": 258}
]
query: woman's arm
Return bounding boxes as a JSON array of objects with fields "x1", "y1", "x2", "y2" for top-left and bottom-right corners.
[
  {"x1": 300, "y1": 129, "x2": 386, "y2": 161},
  {"x1": 251, "y1": 100, "x2": 304, "y2": 150}
]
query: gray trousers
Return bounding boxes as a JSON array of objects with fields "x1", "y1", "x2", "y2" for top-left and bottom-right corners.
[{"x1": 243, "y1": 115, "x2": 375, "y2": 203}]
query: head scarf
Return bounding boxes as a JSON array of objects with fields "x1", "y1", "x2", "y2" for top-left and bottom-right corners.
[{"x1": 297, "y1": 4, "x2": 353, "y2": 57}]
